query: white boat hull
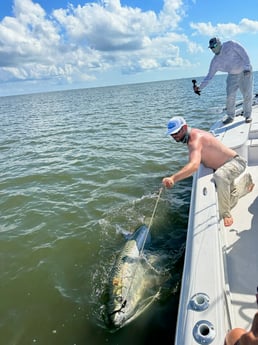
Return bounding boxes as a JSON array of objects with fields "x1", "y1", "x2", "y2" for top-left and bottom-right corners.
[{"x1": 175, "y1": 100, "x2": 258, "y2": 344}]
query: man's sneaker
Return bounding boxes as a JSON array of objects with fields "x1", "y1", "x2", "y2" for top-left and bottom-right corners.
[
  {"x1": 222, "y1": 116, "x2": 234, "y2": 125},
  {"x1": 245, "y1": 117, "x2": 252, "y2": 123}
]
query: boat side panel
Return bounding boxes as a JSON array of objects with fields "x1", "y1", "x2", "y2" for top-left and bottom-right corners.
[{"x1": 174, "y1": 165, "x2": 230, "y2": 345}]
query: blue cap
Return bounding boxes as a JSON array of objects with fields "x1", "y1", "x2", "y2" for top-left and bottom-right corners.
[
  {"x1": 166, "y1": 116, "x2": 186, "y2": 135},
  {"x1": 208, "y1": 37, "x2": 221, "y2": 48}
]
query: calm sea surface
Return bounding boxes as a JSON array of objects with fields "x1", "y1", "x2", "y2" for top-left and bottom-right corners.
[{"x1": 1, "y1": 73, "x2": 258, "y2": 345}]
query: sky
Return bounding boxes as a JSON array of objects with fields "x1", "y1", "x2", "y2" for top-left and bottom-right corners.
[{"x1": 0, "y1": 0, "x2": 258, "y2": 96}]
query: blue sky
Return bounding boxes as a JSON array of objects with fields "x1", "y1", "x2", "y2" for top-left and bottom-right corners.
[{"x1": 0, "y1": 0, "x2": 258, "y2": 96}]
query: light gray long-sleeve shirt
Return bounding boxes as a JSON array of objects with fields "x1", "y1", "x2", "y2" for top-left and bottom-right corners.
[{"x1": 199, "y1": 40, "x2": 252, "y2": 90}]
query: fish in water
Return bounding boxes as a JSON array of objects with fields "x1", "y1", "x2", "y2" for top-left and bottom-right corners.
[{"x1": 106, "y1": 224, "x2": 161, "y2": 330}]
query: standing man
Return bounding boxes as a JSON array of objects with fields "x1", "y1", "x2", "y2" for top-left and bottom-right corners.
[
  {"x1": 162, "y1": 116, "x2": 254, "y2": 227},
  {"x1": 193, "y1": 38, "x2": 253, "y2": 124}
]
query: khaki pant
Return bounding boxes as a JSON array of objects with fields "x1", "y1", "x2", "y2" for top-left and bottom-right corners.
[
  {"x1": 226, "y1": 68, "x2": 253, "y2": 119},
  {"x1": 213, "y1": 156, "x2": 252, "y2": 219}
]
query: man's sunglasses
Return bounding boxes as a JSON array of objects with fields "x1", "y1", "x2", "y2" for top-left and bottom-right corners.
[
  {"x1": 210, "y1": 43, "x2": 217, "y2": 49},
  {"x1": 171, "y1": 127, "x2": 183, "y2": 136}
]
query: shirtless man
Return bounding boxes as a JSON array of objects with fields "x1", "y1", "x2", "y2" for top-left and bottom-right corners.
[{"x1": 162, "y1": 116, "x2": 254, "y2": 227}]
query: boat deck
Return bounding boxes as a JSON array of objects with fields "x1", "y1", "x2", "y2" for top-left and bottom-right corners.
[
  {"x1": 223, "y1": 164, "x2": 258, "y2": 329},
  {"x1": 220, "y1": 105, "x2": 258, "y2": 330}
]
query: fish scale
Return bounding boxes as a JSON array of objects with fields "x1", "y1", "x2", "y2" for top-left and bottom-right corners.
[{"x1": 107, "y1": 225, "x2": 159, "y2": 329}]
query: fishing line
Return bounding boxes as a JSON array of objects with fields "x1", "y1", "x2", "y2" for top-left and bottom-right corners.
[
  {"x1": 115, "y1": 186, "x2": 164, "y2": 314},
  {"x1": 139, "y1": 186, "x2": 163, "y2": 257}
]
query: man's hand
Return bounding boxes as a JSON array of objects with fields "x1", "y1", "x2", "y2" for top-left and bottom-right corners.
[
  {"x1": 162, "y1": 177, "x2": 175, "y2": 188},
  {"x1": 193, "y1": 85, "x2": 201, "y2": 95},
  {"x1": 192, "y1": 79, "x2": 201, "y2": 95}
]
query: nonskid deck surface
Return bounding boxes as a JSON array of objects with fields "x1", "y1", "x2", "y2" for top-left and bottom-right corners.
[
  {"x1": 223, "y1": 166, "x2": 258, "y2": 329},
  {"x1": 217, "y1": 104, "x2": 258, "y2": 330}
]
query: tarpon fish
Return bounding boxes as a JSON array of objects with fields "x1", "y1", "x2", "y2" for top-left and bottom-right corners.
[{"x1": 107, "y1": 224, "x2": 160, "y2": 330}]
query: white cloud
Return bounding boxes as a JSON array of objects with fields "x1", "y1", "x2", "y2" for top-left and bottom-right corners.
[
  {"x1": 0, "y1": 0, "x2": 60, "y2": 66},
  {"x1": 158, "y1": 0, "x2": 184, "y2": 30},
  {"x1": 0, "y1": 0, "x2": 191, "y2": 88},
  {"x1": 190, "y1": 18, "x2": 258, "y2": 38},
  {"x1": 53, "y1": 1, "x2": 159, "y2": 51},
  {"x1": 238, "y1": 18, "x2": 258, "y2": 32}
]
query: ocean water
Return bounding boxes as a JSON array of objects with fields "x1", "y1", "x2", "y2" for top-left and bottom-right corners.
[{"x1": 1, "y1": 73, "x2": 258, "y2": 345}]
